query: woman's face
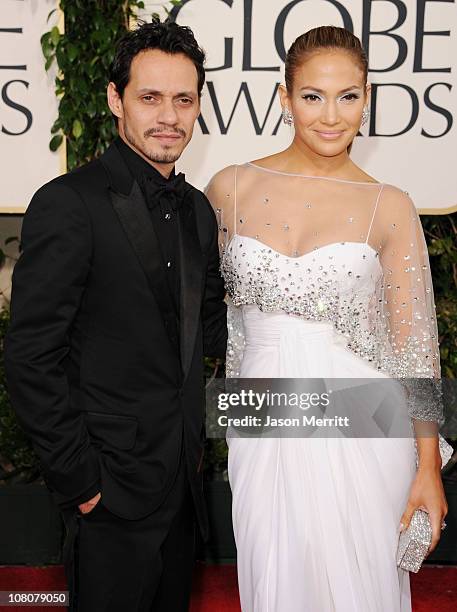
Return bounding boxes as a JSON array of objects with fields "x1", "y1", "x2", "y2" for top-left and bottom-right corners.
[{"x1": 281, "y1": 50, "x2": 369, "y2": 158}]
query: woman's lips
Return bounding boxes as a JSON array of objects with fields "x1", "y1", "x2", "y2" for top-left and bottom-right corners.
[
  {"x1": 314, "y1": 130, "x2": 345, "y2": 140},
  {"x1": 314, "y1": 130, "x2": 344, "y2": 140}
]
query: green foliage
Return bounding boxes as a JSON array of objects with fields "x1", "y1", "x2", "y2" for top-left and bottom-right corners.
[
  {"x1": 203, "y1": 358, "x2": 227, "y2": 478},
  {"x1": 0, "y1": 309, "x2": 40, "y2": 483},
  {"x1": 40, "y1": 1, "x2": 147, "y2": 170},
  {"x1": 0, "y1": 238, "x2": 39, "y2": 482},
  {"x1": 422, "y1": 213, "x2": 457, "y2": 378}
]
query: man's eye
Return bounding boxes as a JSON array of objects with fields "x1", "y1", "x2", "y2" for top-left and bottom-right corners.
[
  {"x1": 179, "y1": 98, "x2": 193, "y2": 104},
  {"x1": 143, "y1": 96, "x2": 155, "y2": 102}
]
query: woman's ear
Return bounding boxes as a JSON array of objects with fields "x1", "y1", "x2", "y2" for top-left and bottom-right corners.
[
  {"x1": 365, "y1": 83, "x2": 371, "y2": 107},
  {"x1": 278, "y1": 84, "x2": 290, "y2": 113}
]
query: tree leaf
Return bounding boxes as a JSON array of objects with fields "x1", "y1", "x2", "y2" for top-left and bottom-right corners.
[
  {"x1": 72, "y1": 119, "x2": 83, "y2": 140},
  {"x1": 86, "y1": 100, "x2": 97, "y2": 119},
  {"x1": 67, "y1": 149, "x2": 76, "y2": 170},
  {"x1": 47, "y1": 8, "x2": 57, "y2": 23},
  {"x1": 40, "y1": 33, "x2": 54, "y2": 61},
  {"x1": 50, "y1": 26, "x2": 60, "y2": 46},
  {"x1": 67, "y1": 44, "x2": 78, "y2": 63},
  {"x1": 45, "y1": 56, "x2": 54, "y2": 71},
  {"x1": 49, "y1": 134, "x2": 63, "y2": 151},
  {"x1": 40, "y1": 32, "x2": 50, "y2": 45}
]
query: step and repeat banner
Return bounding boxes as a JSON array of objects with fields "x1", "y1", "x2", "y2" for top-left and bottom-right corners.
[
  {"x1": 1, "y1": 0, "x2": 63, "y2": 213},
  {"x1": 143, "y1": 0, "x2": 456, "y2": 213},
  {"x1": 1, "y1": 0, "x2": 456, "y2": 213}
]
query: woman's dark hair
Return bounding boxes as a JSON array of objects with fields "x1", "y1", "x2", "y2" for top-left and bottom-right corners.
[
  {"x1": 109, "y1": 17, "x2": 206, "y2": 97},
  {"x1": 285, "y1": 26, "x2": 368, "y2": 92}
]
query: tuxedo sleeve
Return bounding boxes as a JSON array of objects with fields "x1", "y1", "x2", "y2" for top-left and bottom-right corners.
[
  {"x1": 201, "y1": 202, "x2": 227, "y2": 359},
  {"x1": 4, "y1": 181, "x2": 100, "y2": 507}
]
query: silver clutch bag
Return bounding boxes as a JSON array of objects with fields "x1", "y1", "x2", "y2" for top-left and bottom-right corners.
[
  {"x1": 396, "y1": 508, "x2": 432, "y2": 573},
  {"x1": 397, "y1": 436, "x2": 453, "y2": 573}
]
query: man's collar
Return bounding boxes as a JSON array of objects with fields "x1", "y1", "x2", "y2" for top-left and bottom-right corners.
[{"x1": 114, "y1": 136, "x2": 176, "y2": 185}]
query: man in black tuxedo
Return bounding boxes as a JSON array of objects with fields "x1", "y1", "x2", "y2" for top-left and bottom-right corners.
[{"x1": 4, "y1": 18, "x2": 227, "y2": 612}]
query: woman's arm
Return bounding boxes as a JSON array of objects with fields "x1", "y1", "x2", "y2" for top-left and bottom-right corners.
[{"x1": 378, "y1": 186, "x2": 447, "y2": 552}]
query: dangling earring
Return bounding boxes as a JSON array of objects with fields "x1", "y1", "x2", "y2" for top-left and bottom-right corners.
[
  {"x1": 282, "y1": 107, "x2": 294, "y2": 126},
  {"x1": 361, "y1": 105, "x2": 370, "y2": 126}
]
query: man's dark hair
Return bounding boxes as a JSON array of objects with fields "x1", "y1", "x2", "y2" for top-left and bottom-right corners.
[{"x1": 110, "y1": 17, "x2": 206, "y2": 98}]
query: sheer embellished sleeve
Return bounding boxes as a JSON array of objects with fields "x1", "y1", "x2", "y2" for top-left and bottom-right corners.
[
  {"x1": 205, "y1": 166, "x2": 246, "y2": 377},
  {"x1": 204, "y1": 165, "x2": 236, "y2": 257},
  {"x1": 375, "y1": 186, "x2": 443, "y2": 425}
]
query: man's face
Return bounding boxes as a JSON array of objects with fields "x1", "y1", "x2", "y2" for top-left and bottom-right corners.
[{"x1": 108, "y1": 49, "x2": 200, "y2": 174}]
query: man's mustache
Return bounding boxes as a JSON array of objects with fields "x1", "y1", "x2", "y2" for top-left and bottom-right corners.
[{"x1": 144, "y1": 127, "x2": 186, "y2": 138}]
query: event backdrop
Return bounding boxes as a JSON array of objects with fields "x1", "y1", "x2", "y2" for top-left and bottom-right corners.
[
  {"x1": 142, "y1": 0, "x2": 456, "y2": 213},
  {"x1": 1, "y1": 0, "x2": 456, "y2": 213},
  {"x1": 1, "y1": 0, "x2": 63, "y2": 213}
]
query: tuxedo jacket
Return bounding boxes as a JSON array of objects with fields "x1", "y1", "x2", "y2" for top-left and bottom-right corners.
[{"x1": 4, "y1": 143, "x2": 227, "y2": 541}]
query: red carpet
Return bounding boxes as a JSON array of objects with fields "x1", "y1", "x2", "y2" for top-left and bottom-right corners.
[{"x1": 0, "y1": 564, "x2": 455, "y2": 611}]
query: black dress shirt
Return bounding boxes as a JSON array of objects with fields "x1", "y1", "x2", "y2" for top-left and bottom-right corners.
[{"x1": 115, "y1": 137, "x2": 185, "y2": 313}]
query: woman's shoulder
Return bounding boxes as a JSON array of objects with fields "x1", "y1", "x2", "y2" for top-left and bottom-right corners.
[
  {"x1": 206, "y1": 160, "x2": 264, "y2": 198},
  {"x1": 355, "y1": 169, "x2": 379, "y2": 184},
  {"x1": 206, "y1": 164, "x2": 238, "y2": 192},
  {"x1": 375, "y1": 183, "x2": 418, "y2": 229},
  {"x1": 379, "y1": 183, "x2": 414, "y2": 205},
  {"x1": 249, "y1": 153, "x2": 278, "y2": 165},
  {"x1": 207, "y1": 152, "x2": 298, "y2": 183},
  {"x1": 335, "y1": 161, "x2": 379, "y2": 185},
  {"x1": 247, "y1": 152, "x2": 289, "y2": 171}
]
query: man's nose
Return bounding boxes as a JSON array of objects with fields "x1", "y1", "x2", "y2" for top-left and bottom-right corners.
[{"x1": 157, "y1": 99, "x2": 179, "y2": 125}]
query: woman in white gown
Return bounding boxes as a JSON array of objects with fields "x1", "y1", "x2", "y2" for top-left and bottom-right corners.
[{"x1": 206, "y1": 26, "x2": 449, "y2": 611}]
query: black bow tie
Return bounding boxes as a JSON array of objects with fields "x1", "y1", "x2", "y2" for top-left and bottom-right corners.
[{"x1": 142, "y1": 171, "x2": 188, "y2": 213}]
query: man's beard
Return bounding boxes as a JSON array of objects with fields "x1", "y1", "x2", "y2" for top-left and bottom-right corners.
[{"x1": 124, "y1": 122, "x2": 186, "y2": 165}]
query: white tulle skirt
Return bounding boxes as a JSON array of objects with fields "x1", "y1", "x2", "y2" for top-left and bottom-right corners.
[{"x1": 227, "y1": 306, "x2": 416, "y2": 611}]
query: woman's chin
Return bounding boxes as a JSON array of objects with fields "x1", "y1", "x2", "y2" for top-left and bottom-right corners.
[
  {"x1": 296, "y1": 134, "x2": 353, "y2": 157},
  {"x1": 308, "y1": 142, "x2": 352, "y2": 157}
]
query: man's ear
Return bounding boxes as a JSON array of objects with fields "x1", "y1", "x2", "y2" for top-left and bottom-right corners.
[{"x1": 107, "y1": 82, "x2": 124, "y2": 120}]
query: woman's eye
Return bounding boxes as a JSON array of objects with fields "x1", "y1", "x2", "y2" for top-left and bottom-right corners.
[
  {"x1": 302, "y1": 94, "x2": 321, "y2": 102},
  {"x1": 341, "y1": 93, "x2": 360, "y2": 102}
]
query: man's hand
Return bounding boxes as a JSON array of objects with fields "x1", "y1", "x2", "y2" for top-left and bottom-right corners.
[{"x1": 78, "y1": 492, "x2": 101, "y2": 515}]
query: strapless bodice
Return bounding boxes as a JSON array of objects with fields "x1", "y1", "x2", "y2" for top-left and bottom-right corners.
[{"x1": 221, "y1": 234, "x2": 383, "y2": 374}]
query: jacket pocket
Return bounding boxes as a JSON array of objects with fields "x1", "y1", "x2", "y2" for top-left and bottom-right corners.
[{"x1": 83, "y1": 411, "x2": 138, "y2": 450}]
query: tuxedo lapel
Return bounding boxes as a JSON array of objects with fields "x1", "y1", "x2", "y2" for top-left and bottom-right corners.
[
  {"x1": 178, "y1": 191, "x2": 203, "y2": 382},
  {"x1": 100, "y1": 145, "x2": 179, "y2": 354},
  {"x1": 100, "y1": 143, "x2": 205, "y2": 377}
]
